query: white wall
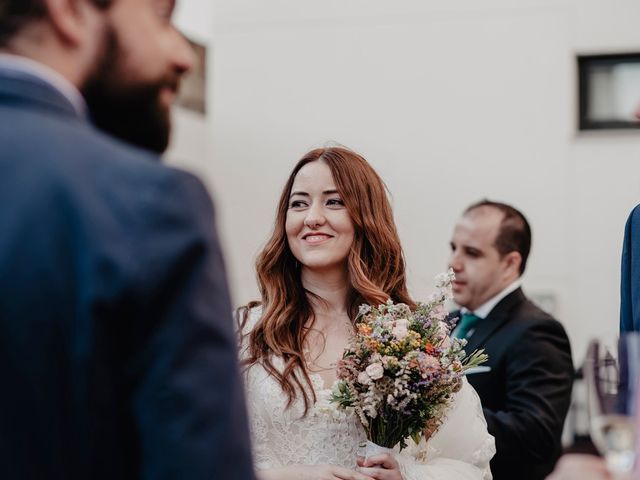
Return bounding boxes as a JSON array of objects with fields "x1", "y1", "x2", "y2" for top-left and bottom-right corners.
[
  {"x1": 174, "y1": 0, "x2": 214, "y2": 45},
  {"x1": 165, "y1": 0, "x2": 214, "y2": 184},
  {"x1": 175, "y1": 0, "x2": 640, "y2": 365}
]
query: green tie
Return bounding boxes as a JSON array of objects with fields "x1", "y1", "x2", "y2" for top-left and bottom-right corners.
[{"x1": 455, "y1": 312, "x2": 482, "y2": 339}]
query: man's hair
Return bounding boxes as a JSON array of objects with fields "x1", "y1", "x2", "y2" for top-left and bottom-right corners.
[
  {"x1": 465, "y1": 199, "x2": 532, "y2": 275},
  {"x1": 0, "y1": 0, "x2": 112, "y2": 46}
]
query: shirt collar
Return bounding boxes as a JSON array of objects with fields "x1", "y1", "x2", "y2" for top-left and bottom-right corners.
[
  {"x1": 0, "y1": 54, "x2": 88, "y2": 118},
  {"x1": 461, "y1": 278, "x2": 522, "y2": 319}
]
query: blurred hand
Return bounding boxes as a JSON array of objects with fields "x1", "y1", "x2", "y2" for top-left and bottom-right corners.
[
  {"x1": 546, "y1": 454, "x2": 611, "y2": 480},
  {"x1": 357, "y1": 453, "x2": 403, "y2": 480}
]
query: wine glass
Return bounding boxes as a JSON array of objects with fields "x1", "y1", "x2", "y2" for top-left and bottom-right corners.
[{"x1": 583, "y1": 333, "x2": 640, "y2": 478}]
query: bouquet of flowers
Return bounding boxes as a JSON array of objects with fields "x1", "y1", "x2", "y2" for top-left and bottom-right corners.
[{"x1": 330, "y1": 269, "x2": 487, "y2": 451}]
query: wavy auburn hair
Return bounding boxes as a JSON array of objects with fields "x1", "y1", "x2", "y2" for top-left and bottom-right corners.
[{"x1": 240, "y1": 146, "x2": 415, "y2": 414}]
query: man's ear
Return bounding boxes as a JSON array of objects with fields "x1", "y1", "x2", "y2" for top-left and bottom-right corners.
[
  {"x1": 503, "y1": 251, "x2": 522, "y2": 277},
  {"x1": 44, "y1": 0, "x2": 97, "y2": 46}
]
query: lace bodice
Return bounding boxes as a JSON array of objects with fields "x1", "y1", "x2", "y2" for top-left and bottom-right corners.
[{"x1": 240, "y1": 308, "x2": 495, "y2": 480}]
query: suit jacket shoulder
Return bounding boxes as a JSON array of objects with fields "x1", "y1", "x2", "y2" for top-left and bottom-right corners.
[{"x1": 505, "y1": 293, "x2": 567, "y2": 341}]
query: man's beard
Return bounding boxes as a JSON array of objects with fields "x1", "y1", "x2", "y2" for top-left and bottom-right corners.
[{"x1": 82, "y1": 29, "x2": 178, "y2": 154}]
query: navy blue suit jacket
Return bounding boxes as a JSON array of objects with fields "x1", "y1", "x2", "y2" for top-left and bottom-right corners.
[
  {"x1": 0, "y1": 68, "x2": 255, "y2": 479},
  {"x1": 621, "y1": 204, "x2": 640, "y2": 332}
]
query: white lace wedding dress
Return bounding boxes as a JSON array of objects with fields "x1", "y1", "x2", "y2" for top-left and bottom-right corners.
[{"x1": 240, "y1": 308, "x2": 495, "y2": 480}]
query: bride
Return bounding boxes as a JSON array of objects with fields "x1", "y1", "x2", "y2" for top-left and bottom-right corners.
[{"x1": 238, "y1": 146, "x2": 495, "y2": 480}]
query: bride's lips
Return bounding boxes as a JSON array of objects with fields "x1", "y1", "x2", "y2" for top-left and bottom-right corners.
[{"x1": 302, "y1": 232, "x2": 334, "y2": 245}]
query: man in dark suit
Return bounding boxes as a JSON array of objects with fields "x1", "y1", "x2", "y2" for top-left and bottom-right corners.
[
  {"x1": 0, "y1": 1, "x2": 255, "y2": 479},
  {"x1": 448, "y1": 200, "x2": 574, "y2": 480}
]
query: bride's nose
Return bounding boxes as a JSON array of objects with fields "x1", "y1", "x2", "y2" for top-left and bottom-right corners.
[{"x1": 304, "y1": 204, "x2": 326, "y2": 229}]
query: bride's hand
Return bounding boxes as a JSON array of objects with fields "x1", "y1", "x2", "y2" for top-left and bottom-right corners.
[
  {"x1": 356, "y1": 454, "x2": 403, "y2": 480},
  {"x1": 258, "y1": 464, "x2": 376, "y2": 480}
]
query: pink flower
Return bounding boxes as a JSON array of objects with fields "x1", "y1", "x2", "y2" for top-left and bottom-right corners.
[
  {"x1": 424, "y1": 355, "x2": 440, "y2": 369},
  {"x1": 392, "y1": 318, "x2": 410, "y2": 340},
  {"x1": 419, "y1": 354, "x2": 441, "y2": 377},
  {"x1": 366, "y1": 362, "x2": 384, "y2": 380}
]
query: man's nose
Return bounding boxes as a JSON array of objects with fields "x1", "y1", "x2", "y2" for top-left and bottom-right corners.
[
  {"x1": 172, "y1": 30, "x2": 197, "y2": 76},
  {"x1": 448, "y1": 252, "x2": 462, "y2": 271}
]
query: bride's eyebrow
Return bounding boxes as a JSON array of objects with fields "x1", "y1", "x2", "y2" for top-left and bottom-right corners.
[
  {"x1": 289, "y1": 189, "x2": 340, "y2": 198},
  {"x1": 289, "y1": 191, "x2": 309, "y2": 198}
]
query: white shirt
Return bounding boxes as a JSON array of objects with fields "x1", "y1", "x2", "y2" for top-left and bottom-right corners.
[
  {"x1": 454, "y1": 279, "x2": 522, "y2": 337},
  {"x1": 0, "y1": 53, "x2": 87, "y2": 118}
]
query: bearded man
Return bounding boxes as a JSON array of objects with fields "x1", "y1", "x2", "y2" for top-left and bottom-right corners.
[{"x1": 0, "y1": 1, "x2": 255, "y2": 479}]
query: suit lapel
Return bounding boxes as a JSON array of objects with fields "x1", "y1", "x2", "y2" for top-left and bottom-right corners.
[{"x1": 463, "y1": 288, "x2": 526, "y2": 353}]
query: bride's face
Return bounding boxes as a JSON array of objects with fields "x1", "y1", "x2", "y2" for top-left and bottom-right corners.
[{"x1": 285, "y1": 161, "x2": 355, "y2": 274}]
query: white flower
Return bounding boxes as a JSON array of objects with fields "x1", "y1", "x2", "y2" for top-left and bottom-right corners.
[
  {"x1": 392, "y1": 318, "x2": 410, "y2": 340},
  {"x1": 435, "y1": 320, "x2": 450, "y2": 342},
  {"x1": 358, "y1": 371, "x2": 372, "y2": 385},
  {"x1": 435, "y1": 268, "x2": 455, "y2": 288},
  {"x1": 366, "y1": 362, "x2": 384, "y2": 380}
]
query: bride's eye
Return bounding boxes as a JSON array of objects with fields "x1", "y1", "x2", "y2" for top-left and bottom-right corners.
[
  {"x1": 290, "y1": 200, "x2": 308, "y2": 209},
  {"x1": 326, "y1": 198, "x2": 345, "y2": 207}
]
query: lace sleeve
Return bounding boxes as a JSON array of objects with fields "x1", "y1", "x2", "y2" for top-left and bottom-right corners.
[
  {"x1": 236, "y1": 305, "x2": 262, "y2": 361},
  {"x1": 235, "y1": 306, "x2": 274, "y2": 470},
  {"x1": 394, "y1": 378, "x2": 495, "y2": 480}
]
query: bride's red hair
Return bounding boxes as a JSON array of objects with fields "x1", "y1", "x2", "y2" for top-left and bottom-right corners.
[{"x1": 240, "y1": 146, "x2": 415, "y2": 414}]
